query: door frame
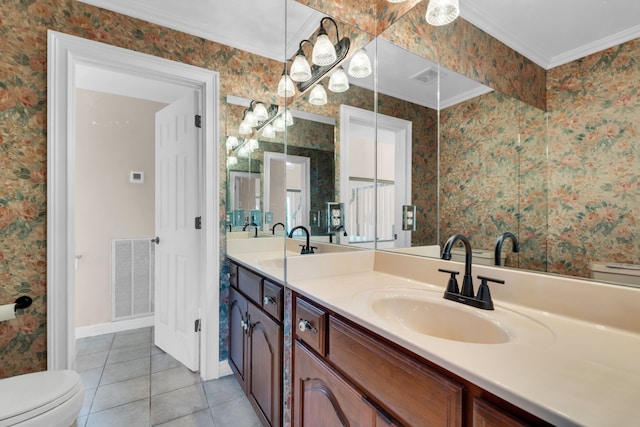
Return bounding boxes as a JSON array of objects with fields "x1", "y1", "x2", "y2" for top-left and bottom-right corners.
[
  {"x1": 339, "y1": 105, "x2": 412, "y2": 249},
  {"x1": 47, "y1": 31, "x2": 221, "y2": 380}
]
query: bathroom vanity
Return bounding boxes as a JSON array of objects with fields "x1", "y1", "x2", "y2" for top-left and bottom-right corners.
[{"x1": 228, "y1": 238, "x2": 640, "y2": 427}]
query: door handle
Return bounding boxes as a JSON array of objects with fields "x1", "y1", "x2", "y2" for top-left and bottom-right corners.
[{"x1": 151, "y1": 237, "x2": 160, "y2": 244}]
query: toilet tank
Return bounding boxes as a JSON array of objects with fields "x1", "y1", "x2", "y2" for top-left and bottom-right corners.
[
  {"x1": 589, "y1": 263, "x2": 640, "y2": 288},
  {"x1": 451, "y1": 248, "x2": 504, "y2": 266}
]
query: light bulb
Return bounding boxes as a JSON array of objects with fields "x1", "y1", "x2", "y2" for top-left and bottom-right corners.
[{"x1": 328, "y1": 66, "x2": 349, "y2": 93}]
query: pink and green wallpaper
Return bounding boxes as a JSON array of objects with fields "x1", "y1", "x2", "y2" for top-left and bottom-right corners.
[{"x1": 546, "y1": 38, "x2": 639, "y2": 277}]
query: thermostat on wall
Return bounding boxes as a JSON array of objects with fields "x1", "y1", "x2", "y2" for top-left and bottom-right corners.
[{"x1": 130, "y1": 171, "x2": 144, "y2": 184}]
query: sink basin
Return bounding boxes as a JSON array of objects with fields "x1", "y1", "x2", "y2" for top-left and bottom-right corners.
[
  {"x1": 355, "y1": 288, "x2": 554, "y2": 345},
  {"x1": 258, "y1": 258, "x2": 285, "y2": 269}
]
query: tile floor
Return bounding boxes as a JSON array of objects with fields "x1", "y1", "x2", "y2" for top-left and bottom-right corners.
[{"x1": 75, "y1": 327, "x2": 261, "y2": 427}]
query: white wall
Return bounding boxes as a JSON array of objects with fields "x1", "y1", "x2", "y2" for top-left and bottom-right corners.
[{"x1": 75, "y1": 89, "x2": 166, "y2": 327}]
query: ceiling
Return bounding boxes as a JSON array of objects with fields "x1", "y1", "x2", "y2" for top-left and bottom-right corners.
[{"x1": 78, "y1": 0, "x2": 640, "y2": 109}]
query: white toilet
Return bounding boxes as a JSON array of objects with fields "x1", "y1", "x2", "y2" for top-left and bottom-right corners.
[
  {"x1": 0, "y1": 370, "x2": 84, "y2": 427},
  {"x1": 590, "y1": 262, "x2": 640, "y2": 288}
]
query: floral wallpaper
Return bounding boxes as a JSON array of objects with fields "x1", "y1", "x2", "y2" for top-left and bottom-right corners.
[
  {"x1": 439, "y1": 91, "x2": 547, "y2": 271},
  {"x1": 546, "y1": 38, "x2": 639, "y2": 278}
]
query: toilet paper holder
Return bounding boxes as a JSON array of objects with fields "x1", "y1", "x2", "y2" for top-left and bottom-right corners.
[{"x1": 14, "y1": 296, "x2": 32, "y2": 311}]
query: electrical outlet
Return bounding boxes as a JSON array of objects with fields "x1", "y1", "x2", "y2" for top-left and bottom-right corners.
[{"x1": 402, "y1": 205, "x2": 416, "y2": 231}]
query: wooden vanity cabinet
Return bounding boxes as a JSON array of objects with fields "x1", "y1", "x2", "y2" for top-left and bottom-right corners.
[
  {"x1": 228, "y1": 261, "x2": 283, "y2": 427},
  {"x1": 292, "y1": 293, "x2": 551, "y2": 427}
]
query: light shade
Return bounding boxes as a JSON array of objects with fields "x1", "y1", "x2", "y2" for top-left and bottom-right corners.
[
  {"x1": 226, "y1": 136, "x2": 239, "y2": 149},
  {"x1": 237, "y1": 144, "x2": 251, "y2": 158},
  {"x1": 273, "y1": 116, "x2": 285, "y2": 132},
  {"x1": 262, "y1": 124, "x2": 275, "y2": 139},
  {"x1": 290, "y1": 53, "x2": 312, "y2": 82},
  {"x1": 283, "y1": 108, "x2": 294, "y2": 127},
  {"x1": 244, "y1": 110, "x2": 257, "y2": 127},
  {"x1": 309, "y1": 83, "x2": 328, "y2": 106},
  {"x1": 227, "y1": 156, "x2": 238, "y2": 166},
  {"x1": 328, "y1": 67, "x2": 349, "y2": 93},
  {"x1": 238, "y1": 120, "x2": 252, "y2": 135},
  {"x1": 425, "y1": 0, "x2": 459, "y2": 26},
  {"x1": 312, "y1": 34, "x2": 337, "y2": 66},
  {"x1": 277, "y1": 73, "x2": 295, "y2": 98},
  {"x1": 248, "y1": 139, "x2": 259, "y2": 151},
  {"x1": 348, "y1": 49, "x2": 372, "y2": 78},
  {"x1": 253, "y1": 102, "x2": 269, "y2": 122}
]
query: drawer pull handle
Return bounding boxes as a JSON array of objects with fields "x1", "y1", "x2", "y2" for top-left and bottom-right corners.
[
  {"x1": 298, "y1": 319, "x2": 317, "y2": 334},
  {"x1": 263, "y1": 296, "x2": 277, "y2": 305}
]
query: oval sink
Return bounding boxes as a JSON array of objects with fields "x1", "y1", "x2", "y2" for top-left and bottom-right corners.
[
  {"x1": 372, "y1": 296, "x2": 509, "y2": 344},
  {"x1": 355, "y1": 288, "x2": 554, "y2": 345}
]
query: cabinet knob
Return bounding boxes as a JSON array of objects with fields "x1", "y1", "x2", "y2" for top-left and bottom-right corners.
[
  {"x1": 298, "y1": 319, "x2": 317, "y2": 334},
  {"x1": 263, "y1": 296, "x2": 276, "y2": 305}
]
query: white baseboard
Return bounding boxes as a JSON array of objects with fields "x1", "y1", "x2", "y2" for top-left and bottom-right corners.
[{"x1": 75, "y1": 316, "x2": 155, "y2": 339}]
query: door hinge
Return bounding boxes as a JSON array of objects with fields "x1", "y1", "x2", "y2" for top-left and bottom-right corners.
[
  {"x1": 194, "y1": 318, "x2": 201, "y2": 332},
  {"x1": 195, "y1": 216, "x2": 202, "y2": 230},
  {"x1": 195, "y1": 115, "x2": 202, "y2": 128}
]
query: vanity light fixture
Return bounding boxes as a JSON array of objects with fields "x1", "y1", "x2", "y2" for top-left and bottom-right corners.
[
  {"x1": 238, "y1": 119, "x2": 252, "y2": 136},
  {"x1": 248, "y1": 139, "x2": 259, "y2": 151},
  {"x1": 348, "y1": 48, "x2": 372, "y2": 78},
  {"x1": 309, "y1": 82, "x2": 328, "y2": 105},
  {"x1": 328, "y1": 66, "x2": 349, "y2": 92},
  {"x1": 227, "y1": 155, "x2": 238, "y2": 166},
  {"x1": 294, "y1": 17, "x2": 351, "y2": 94},
  {"x1": 244, "y1": 110, "x2": 258, "y2": 127},
  {"x1": 277, "y1": 61, "x2": 295, "y2": 98},
  {"x1": 425, "y1": 0, "x2": 460, "y2": 26},
  {"x1": 237, "y1": 144, "x2": 251, "y2": 158},
  {"x1": 283, "y1": 108, "x2": 294, "y2": 127},
  {"x1": 290, "y1": 40, "x2": 314, "y2": 82}
]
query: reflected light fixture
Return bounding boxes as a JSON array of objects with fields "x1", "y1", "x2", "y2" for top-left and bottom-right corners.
[
  {"x1": 426, "y1": 0, "x2": 460, "y2": 26},
  {"x1": 277, "y1": 62, "x2": 295, "y2": 98},
  {"x1": 312, "y1": 17, "x2": 339, "y2": 66},
  {"x1": 348, "y1": 49, "x2": 372, "y2": 78},
  {"x1": 244, "y1": 110, "x2": 257, "y2": 127},
  {"x1": 227, "y1": 155, "x2": 238, "y2": 166},
  {"x1": 248, "y1": 139, "x2": 259, "y2": 151},
  {"x1": 237, "y1": 144, "x2": 251, "y2": 158},
  {"x1": 226, "y1": 136, "x2": 239, "y2": 150},
  {"x1": 273, "y1": 116, "x2": 286, "y2": 133},
  {"x1": 262, "y1": 123, "x2": 275, "y2": 139},
  {"x1": 252, "y1": 102, "x2": 269, "y2": 122},
  {"x1": 283, "y1": 108, "x2": 294, "y2": 127},
  {"x1": 328, "y1": 66, "x2": 349, "y2": 93},
  {"x1": 238, "y1": 120, "x2": 252, "y2": 136},
  {"x1": 290, "y1": 40, "x2": 314, "y2": 82},
  {"x1": 309, "y1": 82, "x2": 328, "y2": 106}
]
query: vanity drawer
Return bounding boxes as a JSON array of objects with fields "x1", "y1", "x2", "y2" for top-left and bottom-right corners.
[
  {"x1": 294, "y1": 297, "x2": 327, "y2": 356},
  {"x1": 262, "y1": 279, "x2": 283, "y2": 321},
  {"x1": 237, "y1": 266, "x2": 262, "y2": 305},
  {"x1": 229, "y1": 262, "x2": 238, "y2": 289},
  {"x1": 328, "y1": 316, "x2": 463, "y2": 427}
]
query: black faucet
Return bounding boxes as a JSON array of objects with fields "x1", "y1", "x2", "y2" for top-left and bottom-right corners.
[
  {"x1": 243, "y1": 222, "x2": 258, "y2": 237},
  {"x1": 288, "y1": 225, "x2": 316, "y2": 254},
  {"x1": 441, "y1": 234, "x2": 474, "y2": 297},
  {"x1": 271, "y1": 222, "x2": 286, "y2": 235},
  {"x1": 228, "y1": 224, "x2": 232, "y2": 232},
  {"x1": 329, "y1": 225, "x2": 348, "y2": 243},
  {"x1": 440, "y1": 234, "x2": 503, "y2": 310},
  {"x1": 495, "y1": 232, "x2": 520, "y2": 266}
]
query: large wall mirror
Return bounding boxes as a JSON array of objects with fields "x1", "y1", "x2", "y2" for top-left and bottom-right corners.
[{"x1": 225, "y1": 0, "x2": 638, "y2": 287}]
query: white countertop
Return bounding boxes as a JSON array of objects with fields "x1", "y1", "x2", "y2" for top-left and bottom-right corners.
[{"x1": 284, "y1": 250, "x2": 640, "y2": 427}]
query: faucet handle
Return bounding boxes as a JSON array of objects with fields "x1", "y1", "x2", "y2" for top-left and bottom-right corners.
[
  {"x1": 475, "y1": 275, "x2": 505, "y2": 310},
  {"x1": 438, "y1": 269, "x2": 460, "y2": 294},
  {"x1": 309, "y1": 246, "x2": 317, "y2": 254}
]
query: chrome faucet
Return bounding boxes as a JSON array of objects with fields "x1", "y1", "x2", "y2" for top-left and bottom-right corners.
[
  {"x1": 494, "y1": 232, "x2": 520, "y2": 266},
  {"x1": 441, "y1": 234, "x2": 474, "y2": 297},
  {"x1": 271, "y1": 222, "x2": 286, "y2": 235},
  {"x1": 288, "y1": 225, "x2": 315, "y2": 254}
]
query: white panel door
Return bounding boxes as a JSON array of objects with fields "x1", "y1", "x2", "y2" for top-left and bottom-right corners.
[{"x1": 154, "y1": 93, "x2": 200, "y2": 371}]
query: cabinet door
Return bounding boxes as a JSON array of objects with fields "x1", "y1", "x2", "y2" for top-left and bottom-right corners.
[
  {"x1": 248, "y1": 303, "x2": 282, "y2": 427},
  {"x1": 229, "y1": 287, "x2": 248, "y2": 390},
  {"x1": 473, "y1": 398, "x2": 529, "y2": 427},
  {"x1": 294, "y1": 341, "x2": 378, "y2": 427}
]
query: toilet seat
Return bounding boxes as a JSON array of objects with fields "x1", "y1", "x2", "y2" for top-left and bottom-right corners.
[{"x1": 0, "y1": 370, "x2": 84, "y2": 427}]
